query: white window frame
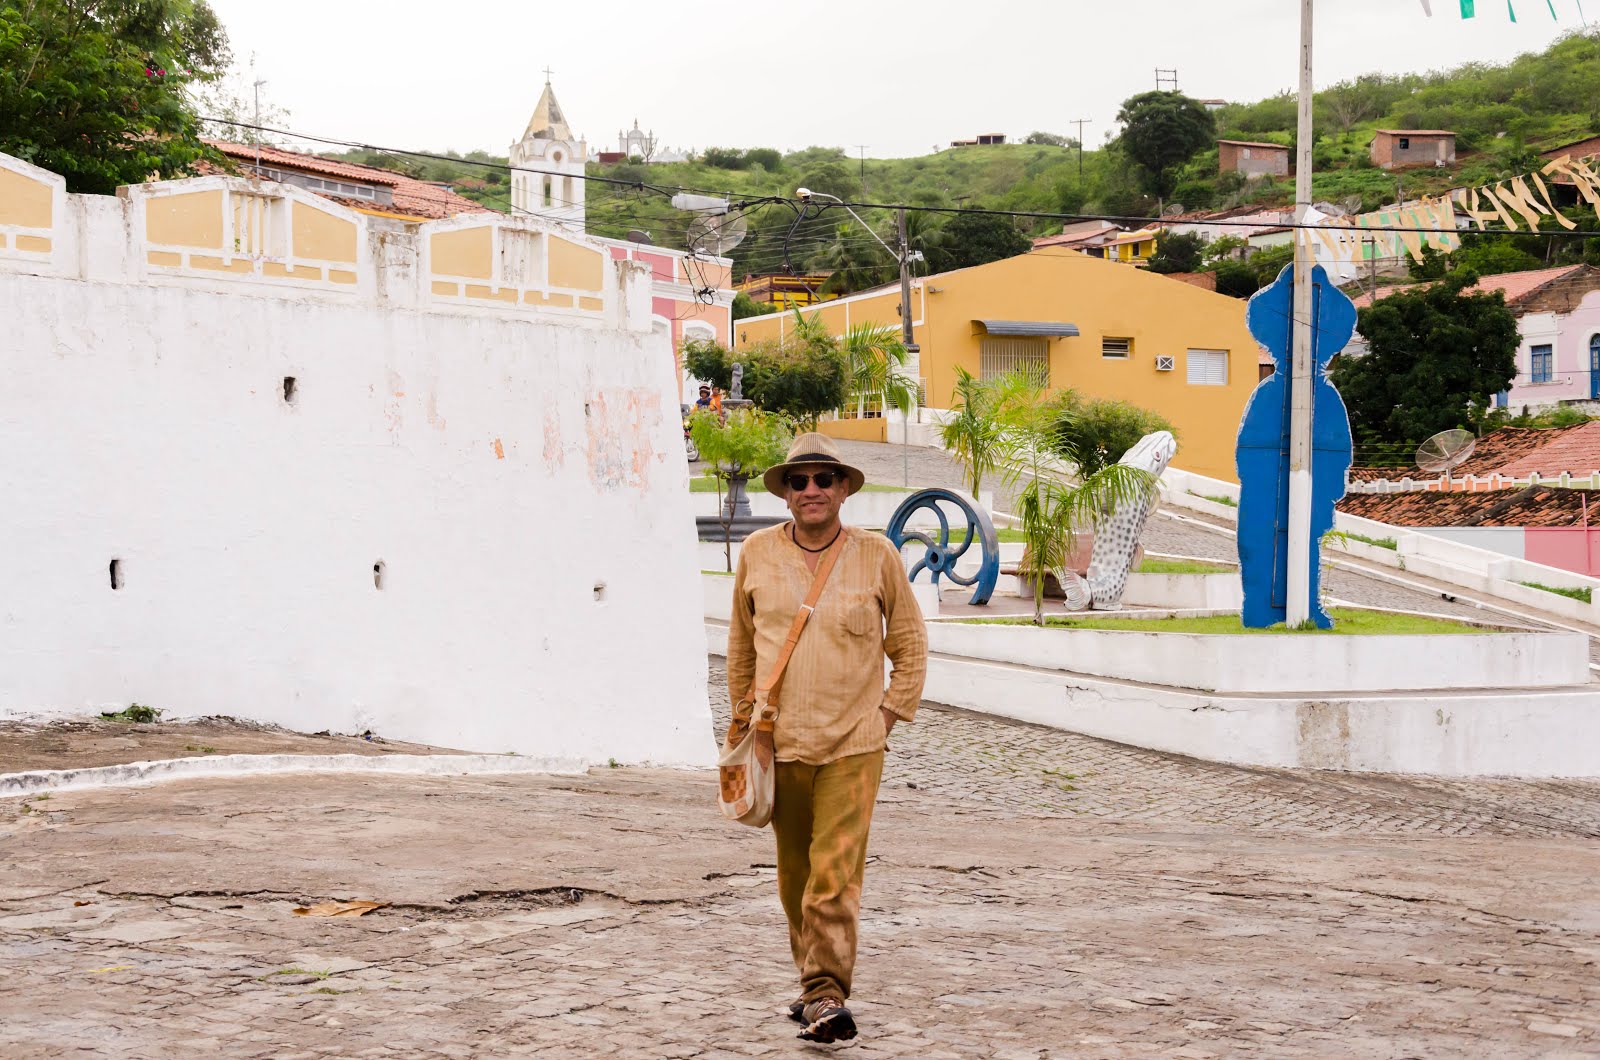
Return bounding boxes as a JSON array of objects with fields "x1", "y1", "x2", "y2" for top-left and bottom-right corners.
[{"x1": 1187, "y1": 348, "x2": 1229, "y2": 386}]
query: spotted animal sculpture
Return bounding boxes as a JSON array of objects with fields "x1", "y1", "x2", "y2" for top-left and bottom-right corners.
[{"x1": 1082, "y1": 430, "x2": 1176, "y2": 610}]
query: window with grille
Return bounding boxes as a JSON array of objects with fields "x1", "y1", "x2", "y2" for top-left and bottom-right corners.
[
  {"x1": 1102, "y1": 337, "x2": 1132, "y2": 359},
  {"x1": 979, "y1": 337, "x2": 1049, "y2": 386},
  {"x1": 1531, "y1": 344, "x2": 1553, "y2": 383},
  {"x1": 1187, "y1": 348, "x2": 1229, "y2": 385}
]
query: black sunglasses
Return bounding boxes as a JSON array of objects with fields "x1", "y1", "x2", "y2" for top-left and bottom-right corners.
[{"x1": 784, "y1": 470, "x2": 843, "y2": 492}]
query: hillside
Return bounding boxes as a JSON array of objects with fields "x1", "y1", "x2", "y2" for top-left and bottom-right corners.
[{"x1": 321, "y1": 29, "x2": 1600, "y2": 284}]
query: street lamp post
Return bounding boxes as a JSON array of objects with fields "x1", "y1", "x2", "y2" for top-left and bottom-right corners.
[{"x1": 796, "y1": 188, "x2": 921, "y2": 486}]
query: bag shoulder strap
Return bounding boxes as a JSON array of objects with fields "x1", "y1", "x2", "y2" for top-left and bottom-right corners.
[{"x1": 746, "y1": 527, "x2": 846, "y2": 723}]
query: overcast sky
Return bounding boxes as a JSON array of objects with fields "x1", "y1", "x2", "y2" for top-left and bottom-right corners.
[{"x1": 206, "y1": 0, "x2": 1579, "y2": 160}]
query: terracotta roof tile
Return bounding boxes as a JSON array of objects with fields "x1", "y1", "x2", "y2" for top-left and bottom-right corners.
[
  {"x1": 1346, "y1": 424, "x2": 1600, "y2": 482},
  {"x1": 1348, "y1": 265, "x2": 1588, "y2": 310},
  {"x1": 207, "y1": 141, "x2": 493, "y2": 222},
  {"x1": 1338, "y1": 485, "x2": 1595, "y2": 528},
  {"x1": 1217, "y1": 139, "x2": 1290, "y2": 151}
]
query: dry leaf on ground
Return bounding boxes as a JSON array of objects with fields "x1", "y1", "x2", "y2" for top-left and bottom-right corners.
[{"x1": 292, "y1": 900, "x2": 386, "y2": 917}]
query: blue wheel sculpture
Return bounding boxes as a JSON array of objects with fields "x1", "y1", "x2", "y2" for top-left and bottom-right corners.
[{"x1": 884, "y1": 488, "x2": 1000, "y2": 606}]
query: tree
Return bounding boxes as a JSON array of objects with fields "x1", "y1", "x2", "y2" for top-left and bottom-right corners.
[
  {"x1": 1024, "y1": 131, "x2": 1070, "y2": 147},
  {"x1": 1212, "y1": 261, "x2": 1260, "y2": 299},
  {"x1": 939, "y1": 366, "x2": 1004, "y2": 498},
  {"x1": 1318, "y1": 76, "x2": 1384, "y2": 133},
  {"x1": 1115, "y1": 91, "x2": 1216, "y2": 198},
  {"x1": 683, "y1": 313, "x2": 848, "y2": 429},
  {"x1": 732, "y1": 292, "x2": 776, "y2": 320},
  {"x1": 1053, "y1": 398, "x2": 1176, "y2": 477},
  {"x1": 990, "y1": 372, "x2": 1156, "y2": 626},
  {"x1": 1330, "y1": 272, "x2": 1519, "y2": 447},
  {"x1": 0, "y1": 0, "x2": 231, "y2": 194},
  {"x1": 1145, "y1": 231, "x2": 1205, "y2": 274},
  {"x1": 689, "y1": 408, "x2": 793, "y2": 569},
  {"x1": 940, "y1": 210, "x2": 1031, "y2": 271}
]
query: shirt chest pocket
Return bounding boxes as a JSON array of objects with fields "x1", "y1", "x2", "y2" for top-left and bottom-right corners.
[{"x1": 830, "y1": 589, "x2": 881, "y2": 639}]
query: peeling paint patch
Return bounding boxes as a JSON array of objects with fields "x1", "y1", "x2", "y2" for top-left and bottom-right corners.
[
  {"x1": 492, "y1": 437, "x2": 505, "y2": 460},
  {"x1": 426, "y1": 391, "x2": 446, "y2": 431},
  {"x1": 585, "y1": 388, "x2": 659, "y2": 492},
  {"x1": 1296, "y1": 701, "x2": 1352, "y2": 770},
  {"x1": 543, "y1": 412, "x2": 564, "y2": 470}
]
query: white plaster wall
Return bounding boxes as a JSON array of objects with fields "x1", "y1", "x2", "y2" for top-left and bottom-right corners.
[
  {"x1": 1421, "y1": 526, "x2": 1527, "y2": 560},
  {"x1": 921, "y1": 620, "x2": 1589, "y2": 693},
  {"x1": 1, "y1": 273, "x2": 713, "y2": 767}
]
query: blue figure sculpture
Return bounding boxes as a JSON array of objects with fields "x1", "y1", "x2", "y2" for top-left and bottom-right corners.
[
  {"x1": 1236, "y1": 263, "x2": 1355, "y2": 629},
  {"x1": 884, "y1": 488, "x2": 1000, "y2": 606}
]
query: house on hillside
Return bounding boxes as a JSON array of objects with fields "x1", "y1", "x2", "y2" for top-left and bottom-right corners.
[
  {"x1": 1369, "y1": 129, "x2": 1456, "y2": 170},
  {"x1": 734, "y1": 273, "x2": 835, "y2": 310},
  {"x1": 732, "y1": 248, "x2": 1261, "y2": 481},
  {"x1": 1351, "y1": 265, "x2": 1600, "y2": 412},
  {"x1": 1217, "y1": 140, "x2": 1290, "y2": 178},
  {"x1": 1031, "y1": 222, "x2": 1157, "y2": 266},
  {"x1": 950, "y1": 133, "x2": 1007, "y2": 147}
]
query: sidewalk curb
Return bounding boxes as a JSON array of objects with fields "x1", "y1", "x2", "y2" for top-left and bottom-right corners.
[{"x1": 0, "y1": 753, "x2": 589, "y2": 799}]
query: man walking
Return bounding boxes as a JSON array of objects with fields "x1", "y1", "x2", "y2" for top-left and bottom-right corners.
[{"x1": 726, "y1": 433, "x2": 927, "y2": 1044}]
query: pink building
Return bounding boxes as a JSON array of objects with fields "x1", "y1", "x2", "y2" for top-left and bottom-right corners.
[{"x1": 1353, "y1": 266, "x2": 1600, "y2": 412}]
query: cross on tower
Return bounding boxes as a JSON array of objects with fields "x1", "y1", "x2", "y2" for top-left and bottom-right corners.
[{"x1": 542, "y1": 65, "x2": 554, "y2": 84}]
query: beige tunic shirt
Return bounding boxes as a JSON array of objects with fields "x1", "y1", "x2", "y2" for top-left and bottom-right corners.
[{"x1": 727, "y1": 523, "x2": 929, "y2": 765}]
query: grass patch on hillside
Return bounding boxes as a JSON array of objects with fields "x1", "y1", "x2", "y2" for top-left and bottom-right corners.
[
  {"x1": 965, "y1": 608, "x2": 1487, "y2": 635},
  {"x1": 1520, "y1": 581, "x2": 1593, "y2": 604}
]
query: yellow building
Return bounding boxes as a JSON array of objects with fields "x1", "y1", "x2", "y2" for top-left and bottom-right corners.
[{"x1": 733, "y1": 248, "x2": 1263, "y2": 482}]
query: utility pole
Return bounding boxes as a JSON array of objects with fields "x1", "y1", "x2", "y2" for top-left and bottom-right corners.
[
  {"x1": 897, "y1": 207, "x2": 919, "y2": 487},
  {"x1": 854, "y1": 145, "x2": 869, "y2": 197},
  {"x1": 1286, "y1": 0, "x2": 1316, "y2": 627},
  {"x1": 1070, "y1": 118, "x2": 1093, "y2": 182},
  {"x1": 251, "y1": 52, "x2": 265, "y2": 171}
]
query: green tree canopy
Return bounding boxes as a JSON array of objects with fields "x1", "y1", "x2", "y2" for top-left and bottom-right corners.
[
  {"x1": 1052, "y1": 397, "x2": 1177, "y2": 477},
  {"x1": 938, "y1": 210, "x2": 1031, "y2": 272},
  {"x1": 1145, "y1": 231, "x2": 1205, "y2": 274},
  {"x1": 1115, "y1": 91, "x2": 1216, "y2": 198},
  {"x1": 683, "y1": 313, "x2": 848, "y2": 429},
  {"x1": 0, "y1": 0, "x2": 230, "y2": 193},
  {"x1": 1330, "y1": 272, "x2": 1519, "y2": 447}
]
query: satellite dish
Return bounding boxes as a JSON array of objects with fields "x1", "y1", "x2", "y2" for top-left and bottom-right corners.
[
  {"x1": 1162, "y1": 202, "x2": 1185, "y2": 218},
  {"x1": 1415, "y1": 429, "x2": 1477, "y2": 476},
  {"x1": 686, "y1": 212, "x2": 748, "y2": 256},
  {"x1": 625, "y1": 229, "x2": 653, "y2": 245},
  {"x1": 1340, "y1": 194, "x2": 1365, "y2": 216}
]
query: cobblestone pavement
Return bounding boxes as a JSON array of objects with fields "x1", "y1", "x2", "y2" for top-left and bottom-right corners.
[{"x1": 3, "y1": 668, "x2": 1599, "y2": 1058}]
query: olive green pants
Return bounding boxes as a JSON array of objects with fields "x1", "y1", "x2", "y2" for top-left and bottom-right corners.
[{"x1": 771, "y1": 750, "x2": 885, "y2": 1003}]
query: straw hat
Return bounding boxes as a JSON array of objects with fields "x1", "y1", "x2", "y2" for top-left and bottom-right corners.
[{"x1": 761, "y1": 432, "x2": 866, "y2": 496}]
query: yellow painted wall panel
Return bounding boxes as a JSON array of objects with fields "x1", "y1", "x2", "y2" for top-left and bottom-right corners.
[
  {"x1": 579, "y1": 296, "x2": 603, "y2": 311},
  {"x1": 465, "y1": 284, "x2": 517, "y2": 303},
  {"x1": 0, "y1": 166, "x2": 54, "y2": 229},
  {"x1": 292, "y1": 202, "x2": 357, "y2": 263},
  {"x1": 549, "y1": 236, "x2": 603, "y2": 291},
  {"x1": 432, "y1": 280, "x2": 461, "y2": 296},
  {"x1": 14, "y1": 235, "x2": 51, "y2": 253},
  {"x1": 145, "y1": 190, "x2": 224, "y2": 249},
  {"x1": 147, "y1": 251, "x2": 182, "y2": 267},
  {"x1": 430, "y1": 226, "x2": 493, "y2": 280},
  {"x1": 328, "y1": 270, "x2": 357, "y2": 285},
  {"x1": 263, "y1": 262, "x2": 294, "y2": 278},
  {"x1": 544, "y1": 293, "x2": 573, "y2": 307},
  {"x1": 819, "y1": 418, "x2": 887, "y2": 443},
  {"x1": 191, "y1": 255, "x2": 255, "y2": 274}
]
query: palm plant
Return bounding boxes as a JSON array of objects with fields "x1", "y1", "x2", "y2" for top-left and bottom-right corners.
[
  {"x1": 940, "y1": 366, "x2": 1004, "y2": 499},
  {"x1": 840, "y1": 322, "x2": 918, "y2": 421},
  {"x1": 990, "y1": 371, "x2": 1157, "y2": 625}
]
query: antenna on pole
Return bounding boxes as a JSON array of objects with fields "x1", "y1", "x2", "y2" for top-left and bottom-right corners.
[{"x1": 1155, "y1": 68, "x2": 1179, "y2": 92}]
